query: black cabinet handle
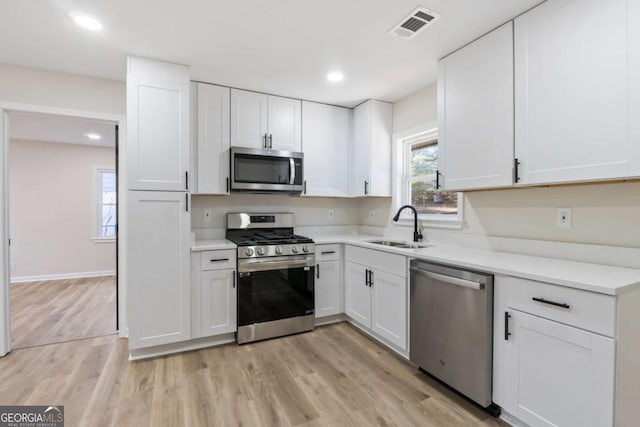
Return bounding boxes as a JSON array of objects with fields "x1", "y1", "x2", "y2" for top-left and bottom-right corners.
[
  {"x1": 185, "y1": 171, "x2": 189, "y2": 191},
  {"x1": 321, "y1": 251, "x2": 336, "y2": 255},
  {"x1": 210, "y1": 258, "x2": 229, "y2": 263},
  {"x1": 504, "y1": 312, "x2": 511, "y2": 341},
  {"x1": 303, "y1": 180, "x2": 307, "y2": 195},
  {"x1": 185, "y1": 194, "x2": 189, "y2": 212},
  {"x1": 436, "y1": 170, "x2": 440, "y2": 189},
  {"x1": 364, "y1": 180, "x2": 369, "y2": 195},
  {"x1": 269, "y1": 134, "x2": 273, "y2": 149},
  {"x1": 532, "y1": 297, "x2": 570, "y2": 309},
  {"x1": 233, "y1": 271, "x2": 236, "y2": 288},
  {"x1": 316, "y1": 264, "x2": 320, "y2": 279},
  {"x1": 226, "y1": 177, "x2": 229, "y2": 193},
  {"x1": 514, "y1": 158, "x2": 521, "y2": 183},
  {"x1": 369, "y1": 270, "x2": 374, "y2": 287},
  {"x1": 263, "y1": 134, "x2": 267, "y2": 148},
  {"x1": 365, "y1": 269, "x2": 370, "y2": 287}
]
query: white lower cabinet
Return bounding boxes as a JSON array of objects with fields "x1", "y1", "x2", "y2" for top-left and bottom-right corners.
[
  {"x1": 344, "y1": 246, "x2": 407, "y2": 350},
  {"x1": 192, "y1": 249, "x2": 237, "y2": 339},
  {"x1": 503, "y1": 310, "x2": 615, "y2": 427},
  {"x1": 127, "y1": 191, "x2": 191, "y2": 350},
  {"x1": 315, "y1": 260, "x2": 342, "y2": 318},
  {"x1": 492, "y1": 274, "x2": 640, "y2": 427}
]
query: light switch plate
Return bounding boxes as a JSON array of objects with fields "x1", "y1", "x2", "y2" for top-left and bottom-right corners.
[
  {"x1": 557, "y1": 208, "x2": 572, "y2": 229},
  {"x1": 203, "y1": 209, "x2": 212, "y2": 222}
]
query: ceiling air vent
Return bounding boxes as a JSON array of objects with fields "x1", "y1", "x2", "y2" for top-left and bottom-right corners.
[{"x1": 388, "y1": 6, "x2": 440, "y2": 40}]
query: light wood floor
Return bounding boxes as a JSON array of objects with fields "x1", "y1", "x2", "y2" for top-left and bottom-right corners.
[
  {"x1": 10, "y1": 276, "x2": 116, "y2": 349},
  {"x1": 0, "y1": 322, "x2": 506, "y2": 427}
]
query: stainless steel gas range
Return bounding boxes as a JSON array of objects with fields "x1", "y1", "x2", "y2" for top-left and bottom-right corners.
[{"x1": 226, "y1": 213, "x2": 315, "y2": 344}]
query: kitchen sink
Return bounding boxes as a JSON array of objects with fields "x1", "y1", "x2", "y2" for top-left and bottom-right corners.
[{"x1": 367, "y1": 240, "x2": 432, "y2": 249}]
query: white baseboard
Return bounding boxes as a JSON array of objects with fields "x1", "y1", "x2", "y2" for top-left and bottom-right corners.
[{"x1": 10, "y1": 270, "x2": 116, "y2": 284}]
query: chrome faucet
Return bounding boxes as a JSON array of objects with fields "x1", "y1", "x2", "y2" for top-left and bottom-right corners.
[{"x1": 392, "y1": 205, "x2": 423, "y2": 242}]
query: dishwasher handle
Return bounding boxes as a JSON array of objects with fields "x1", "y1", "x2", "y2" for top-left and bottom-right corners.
[{"x1": 410, "y1": 268, "x2": 485, "y2": 290}]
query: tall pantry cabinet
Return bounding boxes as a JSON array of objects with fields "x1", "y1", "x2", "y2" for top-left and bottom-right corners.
[{"x1": 127, "y1": 57, "x2": 191, "y2": 350}]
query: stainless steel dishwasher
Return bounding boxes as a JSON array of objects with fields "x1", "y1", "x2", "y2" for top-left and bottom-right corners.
[{"x1": 410, "y1": 259, "x2": 496, "y2": 412}]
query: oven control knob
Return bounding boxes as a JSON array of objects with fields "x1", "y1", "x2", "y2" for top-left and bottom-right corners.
[
  {"x1": 302, "y1": 245, "x2": 309, "y2": 253},
  {"x1": 257, "y1": 247, "x2": 266, "y2": 256},
  {"x1": 275, "y1": 246, "x2": 283, "y2": 255},
  {"x1": 245, "y1": 248, "x2": 254, "y2": 257},
  {"x1": 291, "y1": 246, "x2": 299, "y2": 253}
]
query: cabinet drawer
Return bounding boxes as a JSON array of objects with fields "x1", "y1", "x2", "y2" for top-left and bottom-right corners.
[
  {"x1": 346, "y1": 245, "x2": 406, "y2": 277},
  {"x1": 200, "y1": 250, "x2": 236, "y2": 271},
  {"x1": 315, "y1": 244, "x2": 341, "y2": 262},
  {"x1": 499, "y1": 275, "x2": 616, "y2": 337}
]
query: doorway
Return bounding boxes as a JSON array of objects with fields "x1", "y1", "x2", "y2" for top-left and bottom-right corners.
[{"x1": 5, "y1": 111, "x2": 119, "y2": 349}]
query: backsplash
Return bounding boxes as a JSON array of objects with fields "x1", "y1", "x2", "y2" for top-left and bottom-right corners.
[{"x1": 191, "y1": 194, "x2": 363, "y2": 229}]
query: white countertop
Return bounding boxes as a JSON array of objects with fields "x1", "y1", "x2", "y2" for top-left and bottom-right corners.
[
  {"x1": 314, "y1": 235, "x2": 640, "y2": 296},
  {"x1": 192, "y1": 233, "x2": 640, "y2": 296},
  {"x1": 191, "y1": 239, "x2": 237, "y2": 251}
]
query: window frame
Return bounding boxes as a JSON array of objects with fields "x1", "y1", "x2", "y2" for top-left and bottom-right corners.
[
  {"x1": 393, "y1": 125, "x2": 463, "y2": 229},
  {"x1": 93, "y1": 167, "x2": 117, "y2": 243}
]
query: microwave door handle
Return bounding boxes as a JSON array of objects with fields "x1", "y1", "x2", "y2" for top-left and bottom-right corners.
[{"x1": 289, "y1": 158, "x2": 296, "y2": 185}]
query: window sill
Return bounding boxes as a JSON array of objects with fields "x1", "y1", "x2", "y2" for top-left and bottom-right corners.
[
  {"x1": 92, "y1": 237, "x2": 116, "y2": 244},
  {"x1": 394, "y1": 217, "x2": 463, "y2": 230}
]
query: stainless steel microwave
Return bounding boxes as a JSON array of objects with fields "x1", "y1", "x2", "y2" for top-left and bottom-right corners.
[{"x1": 230, "y1": 147, "x2": 304, "y2": 193}]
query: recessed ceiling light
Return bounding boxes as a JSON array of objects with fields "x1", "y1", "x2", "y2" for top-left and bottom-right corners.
[
  {"x1": 70, "y1": 13, "x2": 103, "y2": 31},
  {"x1": 85, "y1": 133, "x2": 101, "y2": 140},
  {"x1": 327, "y1": 72, "x2": 344, "y2": 83}
]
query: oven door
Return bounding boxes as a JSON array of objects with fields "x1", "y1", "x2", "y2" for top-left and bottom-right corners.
[
  {"x1": 237, "y1": 256, "x2": 315, "y2": 326},
  {"x1": 231, "y1": 147, "x2": 303, "y2": 192}
]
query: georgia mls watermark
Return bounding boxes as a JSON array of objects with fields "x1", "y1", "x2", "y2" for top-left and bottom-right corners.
[{"x1": 0, "y1": 406, "x2": 64, "y2": 427}]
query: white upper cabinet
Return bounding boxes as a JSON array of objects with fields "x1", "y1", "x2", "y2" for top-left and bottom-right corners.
[
  {"x1": 230, "y1": 89, "x2": 268, "y2": 149},
  {"x1": 438, "y1": 22, "x2": 514, "y2": 191},
  {"x1": 192, "y1": 82, "x2": 230, "y2": 194},
  {"x1": 267, "y1": 95, "x2": 302, "y2": 151},
  {"x1": 230, "y1": 89, "x2": 301, "y2": 151},
  {"x1": 127, "y1": 56, "x2": 190, "y2": 191},
  {"x1": 349, "y1": 100, "x2": 393, "y2": 197},
  {"x1": 301, "y1": 101, "x2": 350, "y2": 197},
  {"x1": 514, "y1": 0, "x2": 637, "y2": 185}
]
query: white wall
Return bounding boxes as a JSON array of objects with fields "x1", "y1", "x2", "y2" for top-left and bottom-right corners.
[
  {"x1": 0, "y1": 64, "x2": 125, "y2": 114},
  {"x1": 9, "y1": 140, "x2": 116, "y2": 280},
  {"x1": 384, "y1": 83, "x2": 640, "y2": 249}
]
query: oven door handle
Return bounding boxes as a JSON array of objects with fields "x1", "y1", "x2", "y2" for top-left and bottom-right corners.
[
  {"x1": 239, "y1": 257, "x2": 313, "y2": 273},
  {"x1": 289, "y1": 158, "x2": 296, "y2": 185}
]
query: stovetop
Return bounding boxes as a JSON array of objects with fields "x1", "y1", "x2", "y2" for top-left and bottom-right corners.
[{"x1": 226, "y1": 229, "x2": 314, "y2": 247}]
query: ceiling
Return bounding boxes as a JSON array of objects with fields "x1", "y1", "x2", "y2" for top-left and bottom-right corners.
[
  {"x1": 0, "y1": 0, "x2": 542, "y2": 107},
  {"x1": 9, "y1": 111, "x2": 116, "y2": 147}
]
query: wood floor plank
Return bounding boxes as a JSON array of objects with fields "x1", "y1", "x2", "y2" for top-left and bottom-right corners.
[
  {"x1": 10, "y1": 276, "x2": 117, "y2": 349},
  {"x1": 0, "y1": 322, "x2": 508, "y2": 427}
]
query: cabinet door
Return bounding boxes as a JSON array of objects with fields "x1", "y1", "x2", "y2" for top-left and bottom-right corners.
[
  {"x1": 368, "y1": 100, "x2": 393, "y2": 197},
  {"x1": 344, "y1": 261, "x2": 371, "y2": 328},
  {"x1": 630, "y1": 0, "x2": 640, "y2": 177},
  {"x1": 230, "y1": 89, "x2": 268, "y2": 148},
  {"x1": 267, "y1": 95, "x2": 301, "y2": 151},
  {"x1": 201, "y1": 269, "x2": 237, "y2": 337},
  {"x1": 514, "y1": 0, "x2": 632, "y2": 185},
  {"x1": 315, "y1": 260, "x2": 342, "y2": 318},
  {"x1": 127, "y1": 57, "x2": 190, "y2": 191},
  {"x1": 438, "y1": 22, "x2": 514, "y2": 191},
  {"x1": 371, "y1": 269, "x2": 407, "y2": 350},
  {"x1": 350, "y1": 101, "x2": 371, "y2": 196},
  {"x1": 301, "y1": 101, "x2": 350, "y2": 196},
  {"x1": 194, "y1": 83, "x2": 230, "y2": 194},
  {"x1": 503, "y1": 310, "x2": 615, "y2": 427},
  {"x1": 128, "y1": 191, "x2": 191, "y2": 349}
]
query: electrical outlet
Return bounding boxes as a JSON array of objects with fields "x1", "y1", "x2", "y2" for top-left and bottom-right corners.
[
  {"x1": 369, "y1": 210, "x2": 375, "y2": 218},
  {"x1": 203, "y1": 209, "x2": 212, "y2": 222},
  {"x1": 328, "y1": 209, "x2": 335, "y2": 219},
  {"x1": 557, "y1": 208, "x2": 572, "y2": 229}
]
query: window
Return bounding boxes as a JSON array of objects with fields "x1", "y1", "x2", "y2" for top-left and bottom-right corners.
[
  {"x1": 96, "y1": 169, "x2": 116, "y2": 239},
  {"x1": 397, "y1": 130, "x2": 462, "y2": 226}
]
